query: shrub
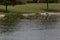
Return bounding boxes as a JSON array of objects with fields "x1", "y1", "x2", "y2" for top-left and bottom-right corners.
[{"x1": 2, "y1": 12, "x2": 24, "y2": 23}]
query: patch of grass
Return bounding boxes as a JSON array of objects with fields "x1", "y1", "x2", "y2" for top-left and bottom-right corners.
[
  {"x1": 2, "y1": 12, "x2": 24, "y2": 23},
  {"x1": 26, "y1": 13, "x2": 41, "y2": 19},
  {"x1": 43, "y1": 3, "x2": 60, "y2": 12}
]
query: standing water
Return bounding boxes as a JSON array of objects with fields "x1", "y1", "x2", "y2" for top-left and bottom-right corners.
[{"x1": 0, "y1": 16, "x2": 60, "y2": 40}]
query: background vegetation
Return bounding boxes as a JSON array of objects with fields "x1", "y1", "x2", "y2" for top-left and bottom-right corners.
[{"x1": 0, "y1": 3, "x2": 60, "y2": 13}]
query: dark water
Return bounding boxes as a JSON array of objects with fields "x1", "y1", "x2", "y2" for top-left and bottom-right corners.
[{"x1": 0, "y1": 17, "x2": 60, "y2": 40}]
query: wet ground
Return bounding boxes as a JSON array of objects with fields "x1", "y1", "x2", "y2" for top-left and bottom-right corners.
[{"x1": 0, "y1": 17, "x2": 60, "y2": 40}]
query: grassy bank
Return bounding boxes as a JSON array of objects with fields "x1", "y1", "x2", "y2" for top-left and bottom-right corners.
[
  {"x1": 1, "y1": 12, "x2": 59, "y2": 24},
  {"x1": 0, "y1": 3, "x2": 60, "y2": 13},
  {"x1": 0, "y1": 3, "x2": 60, "y2": 23}
]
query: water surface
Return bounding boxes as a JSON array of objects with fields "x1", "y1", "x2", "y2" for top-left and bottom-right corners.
[{"x1": 0, "y1": 17, "x2": 60, "y2": 40}]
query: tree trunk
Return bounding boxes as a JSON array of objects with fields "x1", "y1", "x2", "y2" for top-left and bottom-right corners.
[
  {"x1": 46, "y1": 0, "x2": 48, "y2": 11},
  {"x1": 6, "y1": 4, "x2": 8, "y2": 12}
]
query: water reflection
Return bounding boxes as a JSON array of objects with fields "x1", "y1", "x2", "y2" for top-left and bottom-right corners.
[
  {"x1": 0, "y1": 21, "x2": 19, "y2": 33},
  {"x1": 0, "y1": 16, "x2": 59, "y2": 33},
  {"x1": 0, "y1": 16, "x2": 60, "y2": 40}
]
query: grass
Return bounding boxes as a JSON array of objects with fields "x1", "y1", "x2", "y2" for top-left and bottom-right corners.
[
  {"x1": 0, "y1": 3, "x2": 60, "y2": 13},
  {"x1": 0, "y1": 3, "x2": 60, "y2": 23},
  {"x1": 2, "y1": 12, "x2": 24, "y2": 23},
  {"x1": 0, "y1": 3, "x2": 60, "y2": 33}
]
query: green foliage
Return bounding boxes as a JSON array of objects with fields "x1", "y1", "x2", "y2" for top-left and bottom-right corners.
[
  {"x1": 26, "y1": 13, "x2": 41, "y2": 19},
  {"x1": 34, "y1": 13, "x2": 41, "y2": 17},
  {"x1": 48, "y1": 0, "x2": 54, "y2": 3},
  {"x1": 2, "y1": 12, "x2": 24, "y2": 23},
  {"x1": 33, "y1": 0, "x2": 37, "y2": 3},
  {"x1": 0, "y1": 0, "x2": 16, "y2": 6},
  {"x1": 0, "y1": 0, "x2": 16, "y2": 12}
]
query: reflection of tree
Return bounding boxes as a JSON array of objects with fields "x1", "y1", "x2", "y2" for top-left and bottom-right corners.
[
  {"x1": 0, "y1": 21, "x2": 19, "y2": 33},
  {"x1": 40, "y1": 15, "x2": 58, "y2": 29}
]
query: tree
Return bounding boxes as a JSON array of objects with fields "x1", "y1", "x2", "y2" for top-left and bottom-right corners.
[
  {"x1": 46, "y1": 0, "x2": 48, "y2": 10},
  {"x1": 0, "y1": 0, "x2": 16, "y2": 12},
  {"x1": 33, "y1": 0, "x2": 37, "y2": 3},
  {"x1": 48, "y1": 0, "x2": 54, "y2": 3}
]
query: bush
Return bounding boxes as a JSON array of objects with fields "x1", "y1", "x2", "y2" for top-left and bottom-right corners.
[{"x1": 2, "y1": 12, "x2": 24, "y2": 23}]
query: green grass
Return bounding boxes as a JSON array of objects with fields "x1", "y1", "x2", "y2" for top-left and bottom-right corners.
[
  {"x1": 2, "y1": 13, "x2": 24, "y2": 23},
  {"x1": 0, "y1": 3, "x2": 60, "y2": 23},
  {"x1": 0, "y1": 3, "x2": 60, "y2": 13}
]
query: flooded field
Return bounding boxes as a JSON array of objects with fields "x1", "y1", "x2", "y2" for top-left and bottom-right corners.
[{"x1": 0, "y1": 16, "x2": 60, "y2": 40}]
